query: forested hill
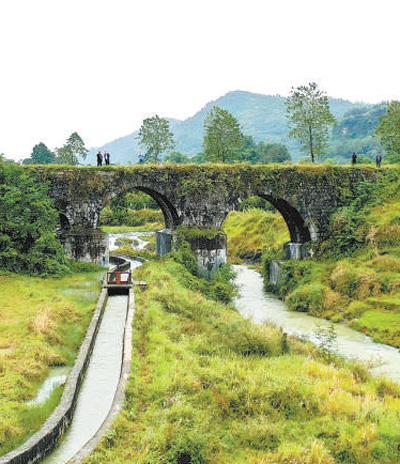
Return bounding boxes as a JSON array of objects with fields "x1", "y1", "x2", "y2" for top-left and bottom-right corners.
[{"x1": 87, "y1": 90, "x2": 361, "y2": 164}]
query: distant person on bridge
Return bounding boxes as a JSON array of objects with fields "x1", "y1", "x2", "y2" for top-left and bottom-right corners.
[
  {"x1": 376, "y1": 153, "x2": 382, "y2": 168},
  {"x1": 96, "y1": 151, "x2": 103, "y2": 166},
  {"x1": 138, "y1": 153, "x2": 145, "y2": 164},
  {"x1": 105, "y1": 152, "x2": 110, "y2": 165},
  {"x1": 351, "y1": 152, "x2": 357, "y2": 166}
]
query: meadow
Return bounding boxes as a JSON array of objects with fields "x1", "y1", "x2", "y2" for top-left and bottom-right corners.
[{"x1": 0, "y1": 269, "x2": 101, "y2": 455}]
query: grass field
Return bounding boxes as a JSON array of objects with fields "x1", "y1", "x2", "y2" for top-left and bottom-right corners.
[
  {"x1": 85, "y1": 260, "x2": 400, "y2": 464},
  {"x1": 0, "y1": 270, "x2": 102, "y2": 456}
]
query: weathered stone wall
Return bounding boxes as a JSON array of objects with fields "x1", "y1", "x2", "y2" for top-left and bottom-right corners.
[{"x1": 29, "y1": 165, "x2": 380, "y2": 243}]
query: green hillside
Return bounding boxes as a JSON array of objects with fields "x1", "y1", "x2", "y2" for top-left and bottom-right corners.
[{"x1": 88, "y1": 91, "x2": 360, "y2": 164}]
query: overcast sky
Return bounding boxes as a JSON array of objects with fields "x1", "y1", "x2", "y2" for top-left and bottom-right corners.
[{"x1": 1, "y1": 0, "x2": 399, "y2": 159}]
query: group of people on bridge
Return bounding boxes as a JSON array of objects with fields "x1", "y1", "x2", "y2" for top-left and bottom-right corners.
[
  {"x1": 96, "y1": 151, "x2": 111, "y2": 166},
  {"x1": 351, "y1": 152, "x2": 383, "y2": 167}
]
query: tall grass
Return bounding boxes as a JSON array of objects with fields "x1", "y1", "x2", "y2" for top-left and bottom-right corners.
[
  {"x1": 0, "y1": 270, "x2": 101, "y2": 455},
  {"x1": 85, "y1": 260, "x2": 400, "y2": 464}
]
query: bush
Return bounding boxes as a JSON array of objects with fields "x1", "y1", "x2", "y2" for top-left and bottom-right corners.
[
  {"x1": 375, "y1": 224, "x2": 400, "y2": 247},
  {"x1": 0, "y1": 161, "x2": 68, "y2": 275},
  {"x1": 286, "y1": 283, "x2": 327, "y2": 315},
  {"x1": 369, "y1": 254, "x2": 400, "y2": 272},
  {"x1": 330, "y1": 262, "x2": 381, "y2": 299},
  {"x1": 344, "y1": 300, "x2": 370, "y2": 318}
]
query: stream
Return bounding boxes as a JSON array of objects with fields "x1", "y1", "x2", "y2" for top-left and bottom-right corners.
[
  {"x1": 37, "y1": 232, "x2": 400, "y2": 462},
  {"x1": 234, "y1": 265, "x2": 400, "y2": 382}
]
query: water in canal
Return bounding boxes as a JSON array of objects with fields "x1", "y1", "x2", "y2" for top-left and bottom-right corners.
[
  {"x1": 42, "y1": 294, "x2": 128, "y2": 464},
  {"x1": 42, "y1": 233, "x2": 141, "y2": 464},
  {"x1": 234, "y1": 265, "x2": 400, "y2": 382}
]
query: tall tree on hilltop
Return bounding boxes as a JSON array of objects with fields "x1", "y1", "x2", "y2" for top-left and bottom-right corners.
[
  {"x1": 55, "y1": 132, "x2": 88, "y2": 165},
  {"x1": 23, "y1": 142, "x2": 55, "y2": 165},
  {"x1": 286, "y1": 82, "x2": 335, "y2": 162},
  {"x1": 376, "y1": 101, "x2": 400, "y2": 163},
  {"x1": 204, "y1": 106, "x2": 243, "y2": 163},
  {"x1": 56, "y1": 145, "x2": 76, "y2": 165},
  {"x1": 138, "y1": 115, "x2": 175, "y2": 163},
  {"x1": 66, "y1": 132, "x2": 88, "y2": 160}
]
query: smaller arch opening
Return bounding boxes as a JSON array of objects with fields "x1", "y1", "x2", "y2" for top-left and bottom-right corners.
[
  {"x1": 260, "y1": 195, "x2": 311, "y2": 244},
  {"x1": 222, "y1": 195, "x2": 311, "y2": 264}
]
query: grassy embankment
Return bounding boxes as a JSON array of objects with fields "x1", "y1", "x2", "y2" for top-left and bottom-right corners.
[
  {"x1": 223, "y1": 172, "x2": 400, "y2": 349},
  {"x1": 86, "y1": 259, "x2": 400, "y2": 464},
  {"x1": 223, "y1": 208, "x2": 289, "y2": 265},
  {"x1": 0, "y1": 269, "x2": 102, "y2": 456}
]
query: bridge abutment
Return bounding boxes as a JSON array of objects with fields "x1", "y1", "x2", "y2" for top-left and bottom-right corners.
[{"x1": 58, "y1": 228, "x2": 109, "y2": 266}]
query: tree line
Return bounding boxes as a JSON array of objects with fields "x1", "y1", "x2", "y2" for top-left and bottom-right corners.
[
  {"x1": 137, "y1": 83, "x2": 400, "y2": 164},
  {"x1": 19, "y1": 83, "x2": 400, "y2": 166},
  {"x1": 22, "y1": 132, "x2": 88, "y2": 166}
]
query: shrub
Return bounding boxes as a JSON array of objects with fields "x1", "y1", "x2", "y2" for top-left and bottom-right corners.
[
  {"x1": 330, "y1": 262, "x2": 381, "y2": 299},
  {"x1": 344, "y1": 301, "x2": 370, "y2": 318},
  {"x1": 369, "y1": 254, "x2": 400, "y2": 272},
  {"x1": 286, "y1": 283, "x2": 330, "y2": 315},
  {"x1": 218, "y1": 320, "x2": 281, "y2": 357},
  {"x1": 375, "y1": 224, "x2": 400, "y2": 247},
  {"x1": 0, "y1": 162, "x2": 68, "y2": 276}
]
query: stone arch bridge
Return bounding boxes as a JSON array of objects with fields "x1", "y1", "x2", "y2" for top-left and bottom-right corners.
[{"x1": 31, "y1": 165, "x2": 377, "y2": 266}]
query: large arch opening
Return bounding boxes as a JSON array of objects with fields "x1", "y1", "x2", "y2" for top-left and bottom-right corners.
[
  {"x1": 222, "y1": 195, "x2": 311, "y2": 264},
  {"x1": 100, "y1": 187, "x2": 180, "y2": 232},
  {"x1": 99, "y1": 187, "x2": 181, "y2": 260}
]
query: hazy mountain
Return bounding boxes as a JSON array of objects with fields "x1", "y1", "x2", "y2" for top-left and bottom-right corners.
[{"x1": 88, "y1": 90, "x2": 363, "y2": 164}]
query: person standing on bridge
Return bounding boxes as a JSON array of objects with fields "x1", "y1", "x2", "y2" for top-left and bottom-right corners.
[
  {"x1": 96, "y1": 151, "x2": 103, "y2": 166},
  {"x1": 351, "y1": 152, "x2": 357, "y2": 166},
  {"x1": 376, "y1": 153, "x2": 382, "y2": 168},
  {"x1": 105, "y1": 152, "x2": 110, "y2": 165}
]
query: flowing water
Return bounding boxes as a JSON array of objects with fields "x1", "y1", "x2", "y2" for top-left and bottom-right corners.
[
  {"x1": 26, "y1": 367, "x2": 70, "y2": 406},
  {"x1": 42, "y1": 233, "x2": 145, "y2": 463},
  {"x1": 234, "y1": 265, "x2": 400, "y2": 382}
]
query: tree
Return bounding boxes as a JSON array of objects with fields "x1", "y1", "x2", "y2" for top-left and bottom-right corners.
[
  {"x1": 286, "y1": 82, "x2": 335, "y2": 162},
  {"x1": 255, "y1": 142, "x2": 291, "y2": 163},
  {"x1": 0, "y1": 159, "x2": 68, "y2": 275},
  {"x1": 164, "y1": 151, "x2": 190, "y2": 164},
  {"x1": 239, "y1": 135, "x2": 258, "y2": 163},
  {"x1": 55, "y1": 132, "x2": 88, "y2": 165},
  {"x1": 204, "y1": 106, "x2": 243, "y2": 163},
  {"x1": 191, "y1": 152, "x2": 206, "y2": 164},
  {"x1": 138, "y1": 115, "x2": 175, "y2": 163},
  {"x1": 376, "y1": 101, "x2": 400, "y2": 163},
  {"x1": 66, "y1": 132, "x2": 88, "y2": 160},
  {"x1": 56, "y1": 145, "x2": 77, "y2": 165},
  {"x1": 237, "y1": 136, "x2": 291, "y2": 164},
  {"x1": 23, "y1": 142, "x2": 55, "y2": 165}
]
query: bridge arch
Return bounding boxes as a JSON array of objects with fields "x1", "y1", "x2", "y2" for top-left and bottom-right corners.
[
  {"x1": 106, "y1": 186, "x2": 181, "y2": 230},
  {"x1": 259, "y1": 195, "x2": 311, "y2": 244}
]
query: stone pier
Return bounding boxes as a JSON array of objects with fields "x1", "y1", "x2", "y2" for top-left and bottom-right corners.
[{"x1": 58, "y1": 229, "x2": 109, "y2": 266}]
